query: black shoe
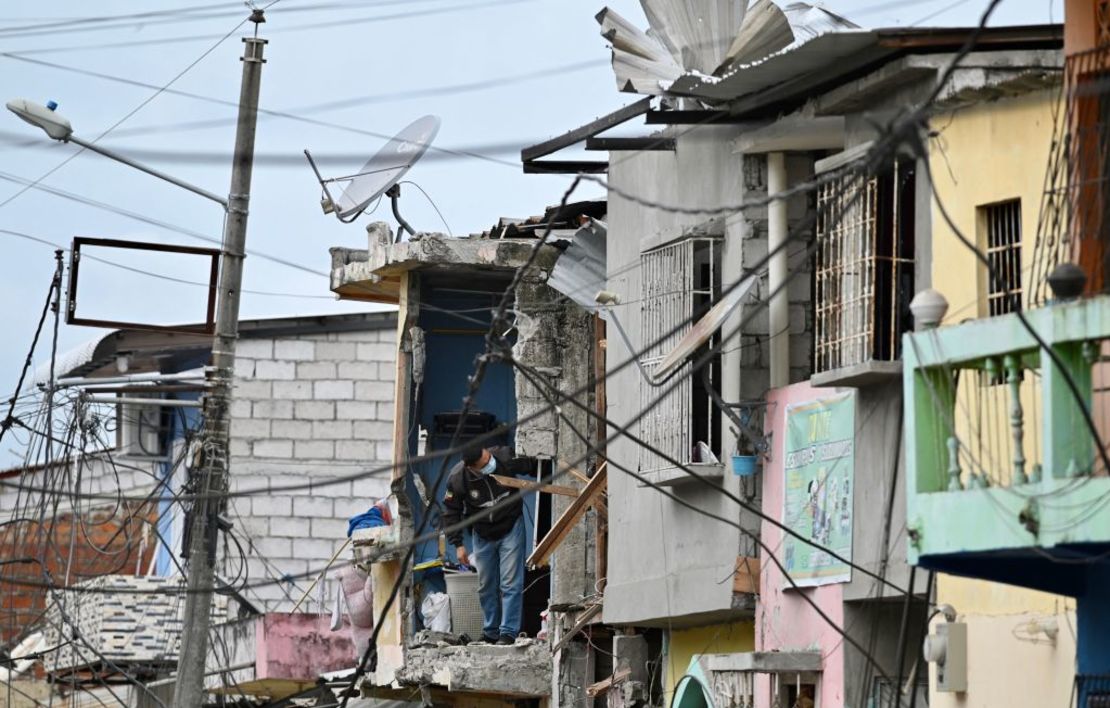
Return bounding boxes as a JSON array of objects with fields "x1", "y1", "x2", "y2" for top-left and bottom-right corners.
[
  {"x1": 480, "y1": 634, "x2": 499, "y2": 644},
  {"x1": 496, "y1": 635, "x2": 515, "y2": 646}
]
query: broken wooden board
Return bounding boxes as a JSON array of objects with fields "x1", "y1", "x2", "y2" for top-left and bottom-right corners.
[
  {"x1": 527, "y1": 463, "x2": 607, "y2": 569},
  {"x1": 732, "y1": 555, "x2": 761, "y2": 595},
  {"x1": 587, "y1": 668, "x2": 632, "y2": 698},
  {"x1": 550, "y1": 603, "x2": 603, "y2": 655},
  {"x1": 490, "y1": 474, "x2": 578, "y2": 498}
]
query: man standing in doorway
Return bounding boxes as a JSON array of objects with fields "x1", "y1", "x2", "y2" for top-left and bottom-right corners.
[{"x1": 443, "y1": 444, "x2": 527, "y2": 645}]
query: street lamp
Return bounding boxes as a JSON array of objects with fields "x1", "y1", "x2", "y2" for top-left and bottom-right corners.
[{"x1": 6, "y1": 98, "x2": 228, "y2": 208}]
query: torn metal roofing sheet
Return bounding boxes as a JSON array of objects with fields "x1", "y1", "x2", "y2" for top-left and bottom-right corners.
[
  {"x1": 596, "y1": 1, "x2": 858, "y2": 96},
  {"x1": 547, "y1": 219, "x2": 607, "y2": 312},
  {"x1": 667, "y1": 23, "x2": 1063, "y2": 107},
  {"x1": 640, "y1": 0, "x2": 748, "y2": 75},
  {"x1": 667, "y1": 29, "x2": 878, "y2": 100}
]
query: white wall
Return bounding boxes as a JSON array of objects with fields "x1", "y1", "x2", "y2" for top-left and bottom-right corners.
[{"x1": 219, "y1": 322, "x2": 396, "y2": 612}]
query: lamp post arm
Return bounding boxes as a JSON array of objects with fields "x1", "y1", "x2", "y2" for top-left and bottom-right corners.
[{"x1": 67, "y1": 134, "x2": 228, "y2": 209}]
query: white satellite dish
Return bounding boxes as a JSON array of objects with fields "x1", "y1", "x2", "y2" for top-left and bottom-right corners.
[{"x1": 305, "y1": 115, "x2": 440, "y2": 237}]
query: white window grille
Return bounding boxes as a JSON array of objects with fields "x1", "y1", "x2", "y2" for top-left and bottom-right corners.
[
  {"x1": 638, "y1": 235, "x2": 722, "y2": 472},
  {"x1": 814, "y1": 160, "x2": 916, "y2": 374},
  {"x1": 982, "y1": 199, "x2": 1023, "y2": 316}
]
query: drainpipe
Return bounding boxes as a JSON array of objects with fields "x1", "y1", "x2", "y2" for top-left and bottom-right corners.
[{"x1": 768, "y1": 152, "x2": 789, "y2": 388}]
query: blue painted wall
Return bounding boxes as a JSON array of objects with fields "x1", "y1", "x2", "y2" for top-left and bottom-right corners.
[
  {"x1": 406, "y1": 284, "x2": 534, "y2": 573},
  {"x1": 1078, "y1": 564, "x2": 1110, "y2": 677},
  {"x1": 154, "y1": 352, "x2": 208, "y2": 577}
]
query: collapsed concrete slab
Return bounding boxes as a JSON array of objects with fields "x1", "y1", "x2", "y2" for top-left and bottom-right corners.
[{"x1": 376, "y1": 640, "x2": 552, "y2": 698}]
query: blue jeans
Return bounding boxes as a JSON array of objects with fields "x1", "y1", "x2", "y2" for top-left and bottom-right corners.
[{"x1": 472, "y1": 515, "x2": 525, "y2": 638}]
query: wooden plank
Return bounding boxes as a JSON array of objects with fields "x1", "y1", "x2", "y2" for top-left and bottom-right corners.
[
  {"x1": 559, "y1": 459, "x2": 591, "y2": 485},
  {"x1": 490, "y1": 474, "x2": 578, "y2": 497},
  {"x1": 390, "y1": 272, "x2": 418, "y2": 481},
  {"x1": 587, "y1": 668, "x2": 632, "y2": 698},
  {"x1": 594, "y1": 319, "x2": 609, "y2": 593},
  {"x1": 551, "y1": 603, "x2": 603, "y2": 654},
  {"x1": 732, "y1": 556, "x2": 761, "y2": 595},
  {"x1": 528, "y1": 463, "x2": 608, "y2": 569},
  {"x1": 521, "y1": 97, "x2": 651, "y2": 161}
]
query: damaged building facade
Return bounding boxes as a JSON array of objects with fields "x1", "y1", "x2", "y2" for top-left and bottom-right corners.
[
  {"x1": 522, "y1": 3, "x2": 1070, "y2": 707},
  {"x1": 327, "y1": 203, "x2": 609, "y2": 705}
]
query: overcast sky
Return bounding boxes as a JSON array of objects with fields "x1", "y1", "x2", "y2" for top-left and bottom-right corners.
[{"x1": 0, "y1": 0, "x2": 1062, "y2": 463}]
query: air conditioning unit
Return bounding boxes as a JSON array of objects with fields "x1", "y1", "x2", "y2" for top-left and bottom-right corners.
[{"x1": 118, "y1": 395, "x2": 168, "y2": 459}]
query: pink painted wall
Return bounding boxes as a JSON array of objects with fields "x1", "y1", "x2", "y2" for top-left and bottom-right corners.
[
  {"x1": 255, "y1": 613, "x2": 356, "y2": 680},
  {"x1": 756, "y1": 382, "x2": 845, "y2": 708}
]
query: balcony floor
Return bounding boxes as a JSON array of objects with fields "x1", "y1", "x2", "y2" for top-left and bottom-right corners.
[{"x1": 909, "y1": 476, "x2": 1110, "y2": 595}]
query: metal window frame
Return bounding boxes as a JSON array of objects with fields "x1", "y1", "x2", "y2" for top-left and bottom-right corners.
[
  {"x1": 980, "y1": 198, "x2": 1023, "y2": 317},
  {"x1": 813, "y1": 160, "x2": 915, "y2": 373},
  {"x1": 67, "y1": 237, "x2": 220, "y2": 334},
  {"x1": 638, "y1": 234, "x2": 722, "y2": 471},
  {"x1": 1030, "y1": 44, "x2": 1110, "y2": 303}
]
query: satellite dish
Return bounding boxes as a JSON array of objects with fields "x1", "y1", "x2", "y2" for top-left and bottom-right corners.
[{"x1": 304, "y1": 115, "x2": 440, "y2": 237}]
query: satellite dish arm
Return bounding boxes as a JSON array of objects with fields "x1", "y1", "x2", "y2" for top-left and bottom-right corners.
[
  {"x1": 304, "y1": 149, "x2": 360, "y2": 224},
  {"x1": 388, "y1": 184, "x2": 416, "y2": 242}
]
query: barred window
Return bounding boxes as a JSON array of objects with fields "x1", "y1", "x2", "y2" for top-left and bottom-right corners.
[
  {"x1": 982, "y1": 199, "x2": 1022, "y2": 317},
  {"x1": 814, "y1": 160, "x2": 916, "y2": 373},
  {"x1": 638, "y1": 236, "x2": 722, "y2": 471}
]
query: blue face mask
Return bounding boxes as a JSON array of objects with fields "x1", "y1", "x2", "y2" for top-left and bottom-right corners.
[{"x1": 475, "y1": 457, "x2": 496, "y2": 476}]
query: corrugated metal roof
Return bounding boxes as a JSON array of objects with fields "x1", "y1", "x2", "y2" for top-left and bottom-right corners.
[
  {"x1": 665, "y1": 24, "x2": 1063, "y2": 108},
  {"x1": 667, "y1": 29, "x2": 879, "y2": 100},
  {"x1": 547, "y1": 219, "x2": 607, "y2": 313}
]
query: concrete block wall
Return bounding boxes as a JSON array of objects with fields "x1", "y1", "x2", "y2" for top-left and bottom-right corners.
[
  {"x1": 737, "y1": 152, "x2": 815, "y2": 403},
  {"x1": 227, "y1": 323, "x2": 396, "y2": 611},
  {"x1": 512, "y1": 271, "x2": 596, "y2": 608}
]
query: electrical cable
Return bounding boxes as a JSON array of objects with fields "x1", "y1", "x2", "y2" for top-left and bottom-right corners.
[
  {"x1": 509, "y1": 359, "x2": 905, "y2": 694},
  {"x1": 0, "y1": 22, "x2": 1007, "y2": 639},
  {"x1": 0, "y1": 264, "x2": 60, "y2": 446},
  {"x1": 0, "y1": 14, "x2": 253, "y2": 216},
  {"x1": 399, "y1": 180, "x2": 453, "y2": 238},
  {"x1": 0, "y1": 144, "x2": 867, "y2": 506},
  {"x1": 0, "y1": 0, "x2": 468, "y2": 38},
  {"x1": 0, "y1": 0, "x2": 540, "y2": 43}
]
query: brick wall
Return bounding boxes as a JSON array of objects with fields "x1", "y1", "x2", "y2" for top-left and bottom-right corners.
[
  {"x1": 0, "y1": 505, "x2": 157, "y2": 645},
  {"x1": 227, "y1": 322, "x2": 396, "y2": 611}
]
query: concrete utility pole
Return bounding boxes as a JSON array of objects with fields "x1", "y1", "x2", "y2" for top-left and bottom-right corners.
[{"x1": 173, "y1": 14, "x2": 266, "y2": 708}]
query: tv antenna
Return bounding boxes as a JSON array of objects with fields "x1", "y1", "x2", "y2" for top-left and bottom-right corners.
[{"x1": 304, "y1": 115, "x2": 440, "y2": 240}]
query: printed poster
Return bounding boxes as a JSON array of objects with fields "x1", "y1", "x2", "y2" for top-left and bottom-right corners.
[{"x1": 782, "y1": 392, "x2": 855, "y2": 587}]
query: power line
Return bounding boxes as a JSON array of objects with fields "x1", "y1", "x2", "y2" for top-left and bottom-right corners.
[
  {"x1": 0, "y1": 227, "x2": 335, "y2": 301},
  {"x1": 0, "y1": 0, "x2": 540, "y2": 47},
  {"x1": 0, "y1": 14, "x2": 252, "y2": 216},
  {"x1": 6, "y1": 57, "x2": 605, "y2": 144},
  {"x1": 0, "y1": 0, "x2": 537, "y2": 41}
]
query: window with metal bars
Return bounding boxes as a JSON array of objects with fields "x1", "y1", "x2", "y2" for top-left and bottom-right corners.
[
  {"x1": 1030, "y1": 45, "x2": 1110, "y2": 302},
  {"x1": 814, "y1": 160, "x2": 916, "y2": 374},
  {"x1": 638, "y1": 236, "x2": 722, "y2": 471},
  {"x1": 981, "y1": 199, "x2": 1023, "y2": 317},
  {"x1": 1078, "y1": 674, "x2": 1110, "y2": 707}
]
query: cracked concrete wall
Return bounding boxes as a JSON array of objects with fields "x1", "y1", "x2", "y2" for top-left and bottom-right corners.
[
  {"x1": 512, "y1": 272, "x2": 597, "y2": 609},
  {"x1": 553, "y1": 642, "x2": 591, "y2": 708}
]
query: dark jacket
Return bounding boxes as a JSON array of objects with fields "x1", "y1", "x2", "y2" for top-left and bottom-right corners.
[{"x1": 442, "y1": 446, "x2": 526, "y2": 547}]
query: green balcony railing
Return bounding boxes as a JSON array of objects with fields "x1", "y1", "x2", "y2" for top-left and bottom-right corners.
[{"x1": 903, "y1": 294, "x2": 1110, "y2": 566}]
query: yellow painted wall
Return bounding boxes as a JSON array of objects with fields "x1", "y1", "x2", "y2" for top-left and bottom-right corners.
[
  {"x1": 927, "y1": 608, "x2": 1077, "y2": 708},
  {"x1": 665, "y1": 622, "x2": 755, "y2": 704},
  {"x1": 925, "y1": 88, "x2": 1077, "y2": 706},
  {"x1": 929, "y1": 87, "x2": 1058, "y2": 322}
]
